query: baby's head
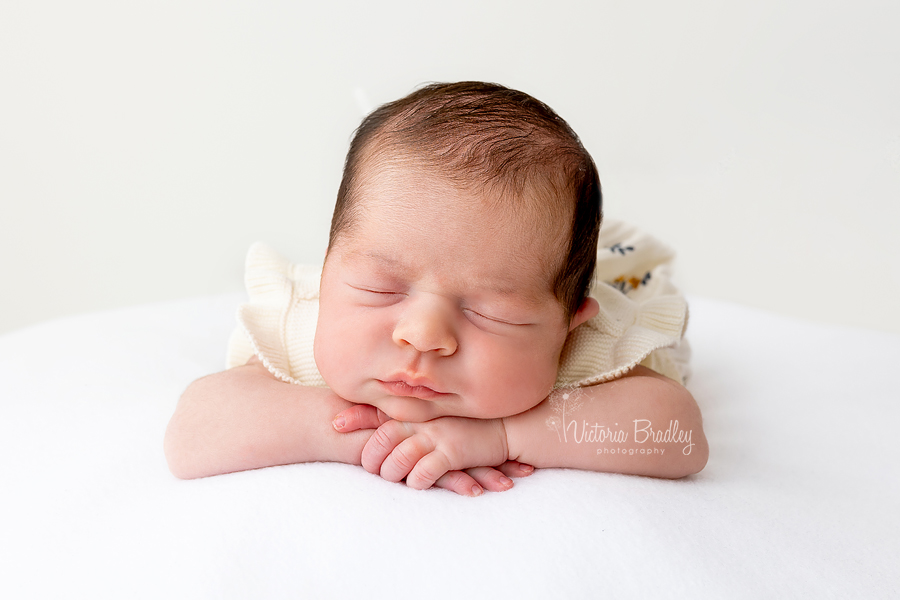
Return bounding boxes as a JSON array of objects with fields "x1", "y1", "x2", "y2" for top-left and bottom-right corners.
[{"x1": 314, "y1": 82, "x2": 602, "y2": 421}]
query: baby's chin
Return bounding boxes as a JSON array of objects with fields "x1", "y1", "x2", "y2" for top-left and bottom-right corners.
[
  {"x1": 366, "y1": 394, "x2": 520, "y2": 423},
  {"x1": 367, "y1": 395, "x2": 444, "y2": 423}
]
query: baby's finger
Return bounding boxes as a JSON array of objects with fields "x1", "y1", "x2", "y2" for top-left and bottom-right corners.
[
  {"x1": 379, "y1": 434, "x2": 436, "y2": 483},
  {"x1": 332, "y1": 404, "x2": 391, "y2": 433},
  {"x1": 495, "y1": 460, "x2": 535, "y2": 479},
  {"x1": 360, "y1": 420, "x2": 412, "y2": 475},
  {"x1": 464, "y1": 466, "x2": 515, "y2": 493},
  {"x1": 406, "y1": 451, "x2": 453, "y2": 490},
  {"x1": 434, "y1": 471, "x2": 484, "y2": 497}
]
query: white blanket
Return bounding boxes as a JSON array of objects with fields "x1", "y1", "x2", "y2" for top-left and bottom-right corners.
[{"x1": 1, "y1": 294, "x2": 898, "y2": 599}]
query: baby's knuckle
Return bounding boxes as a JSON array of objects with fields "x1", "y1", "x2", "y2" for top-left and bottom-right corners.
[
  {"x1": 421, "y1": 456, "x2": 451, "y2": 483},
  {"x1": 393, "y1": 444, "x2": 419, "y2": 471},
  {"x1": 370, "y1": 425, "x2": 398, "y2": 450},
  {"x1": 409, "y1": 465, "x2": 441, "y2": 489},
  {"x1": 406, "y1": 472, "x2": 432, "y2": 490},
  {"x1": 440, "y1": 471, "x2": 465, "y2": 488}
]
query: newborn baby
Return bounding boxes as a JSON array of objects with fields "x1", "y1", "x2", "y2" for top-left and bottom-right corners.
[{"x1": 165, "y1": 82, "x2": 708, "y2": 495}]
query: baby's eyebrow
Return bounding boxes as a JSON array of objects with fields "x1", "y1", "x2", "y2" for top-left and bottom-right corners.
[{"x1": 344, "y1": 249, "x2": 406, "y2": 273}]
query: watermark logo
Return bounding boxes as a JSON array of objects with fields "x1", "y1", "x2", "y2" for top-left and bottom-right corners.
[
  {"x1": 545, "y1": 387, "x2": 585, "y2": 442},
  {"x1": 545, "y1": 387, "x2": 695, "y2": 456}
]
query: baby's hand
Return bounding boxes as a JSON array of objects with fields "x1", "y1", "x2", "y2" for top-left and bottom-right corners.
[{"x1": 333, "y1": 405, "x2": 534, "y2": 496}]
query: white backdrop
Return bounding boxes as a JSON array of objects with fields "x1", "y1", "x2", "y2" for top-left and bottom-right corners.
[{"x1": 2, "y1": 0, "x2": 898, "y2": 335}]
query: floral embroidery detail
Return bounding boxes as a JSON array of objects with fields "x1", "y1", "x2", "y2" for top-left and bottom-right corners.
[
  {"x1": 609, "y1": 271, "x2": 652, "y2": 294},
  {"x1": 608, "y1": 242, "x2": 635, "y2": 255}
]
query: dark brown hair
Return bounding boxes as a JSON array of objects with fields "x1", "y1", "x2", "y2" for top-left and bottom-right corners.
[{"x1": 328, "y1": 81, "x2": 602, "y2": 320}]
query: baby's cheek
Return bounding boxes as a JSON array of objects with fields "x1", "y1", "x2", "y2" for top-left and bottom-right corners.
[
  {"x1": 516, "y1": 353, "x2": 560, "y2": 406},
  {"x1": 313, "y1": 317, "x2": 347, "y2": 390},
  {"x1": 312, "y1": 334, "x2": 333, "y2": 385},
  {"x1": 481, "y1": 360, "x2": 553, "y2": 416}
]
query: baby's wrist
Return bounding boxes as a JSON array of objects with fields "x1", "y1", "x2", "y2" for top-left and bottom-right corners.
[{"x1": 495, "y1": 417, "x2": 511, "y2": 463}]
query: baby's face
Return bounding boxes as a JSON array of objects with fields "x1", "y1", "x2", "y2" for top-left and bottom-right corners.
[{"x1": 314, "y1": 165, "x2": 578, "y2": 422}]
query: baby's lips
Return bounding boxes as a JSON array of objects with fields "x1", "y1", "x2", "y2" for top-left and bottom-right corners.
[{"x1": 379, "y1": 379, "x2": 449, "y2": 401}]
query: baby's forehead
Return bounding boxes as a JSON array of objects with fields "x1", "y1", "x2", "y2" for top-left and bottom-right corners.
[
  {"x1": 352, "y1": 197, "x2": 564, "y2": 269},
  {"x1": 346, "y1": 155, "x2": 571, "y2": 272},
  {"x1": 355, "y1": 159, "x2": 568, "y2": 232},
  {"x1": 349, "y1": 241, "x2": 540, "y2": 284}
]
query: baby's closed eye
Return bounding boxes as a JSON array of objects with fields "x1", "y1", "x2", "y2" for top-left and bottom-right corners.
[
  {"x1": 348, "y1": 285, "x2": 406, "y2": 306},
  {"x1": 462, "y1": 308, "x2": 529, "y2": 329}
]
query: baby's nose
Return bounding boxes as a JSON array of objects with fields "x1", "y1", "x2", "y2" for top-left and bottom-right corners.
[{"x1": 392, "y1": 296, "x2": 458, "y2": 356}]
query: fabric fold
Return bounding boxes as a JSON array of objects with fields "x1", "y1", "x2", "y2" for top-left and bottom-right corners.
[
  {"x1": 228, "y1": 242, "x2": 325, "y2": 386},
  {"x1": 555, "y1": 281, "x2": 688, "y2": 387}
]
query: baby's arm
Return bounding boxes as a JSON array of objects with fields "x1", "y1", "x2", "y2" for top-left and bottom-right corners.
[
  {"x1": 345, "y1": 366, "x2": 708, "y2": 485},
  {"x1": 164, "y1": 358, "x2": 528, "y2": 495},
  {"x1": 164, "y1": 357, "x2": 369, "y2": 479},
  {"x1": 504, "y1": 366, "x2": 708, "y2": 478}
]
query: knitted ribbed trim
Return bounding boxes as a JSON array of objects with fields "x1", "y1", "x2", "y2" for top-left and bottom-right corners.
[{"x1": 232, "y1": 242, "x2": 325, "y2": 386}]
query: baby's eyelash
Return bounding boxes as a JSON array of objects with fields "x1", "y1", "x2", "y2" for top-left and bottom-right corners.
[
  {"x1": 350, "y1": 285, "x2": 402, "y2": 295},
  {"x1": 464, "y1": 308, "x2": 523, "y2": 327}
]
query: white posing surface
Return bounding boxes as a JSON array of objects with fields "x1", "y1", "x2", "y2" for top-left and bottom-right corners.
[{"x1": 1, "y1": 293, "x2": 898, "y2": 599}]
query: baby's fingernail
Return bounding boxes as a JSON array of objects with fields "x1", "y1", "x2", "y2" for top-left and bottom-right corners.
[
  {"x1": 499, "y1": 476, "x2": 513, "y2": 487},
  {"x1": 471, "y1": 485, "x2": 483, "y2": 497},
  {"x1": 332, "y1": 417, "x2": 345, "y2": 430},
  {"x1": 519, "y1": 464, "x2": 534, "y2": 474}
]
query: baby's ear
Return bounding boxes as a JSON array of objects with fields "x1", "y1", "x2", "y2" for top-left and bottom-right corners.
[{"x1": 568, "y1": 297, "x2": 599, "y2": 332}]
